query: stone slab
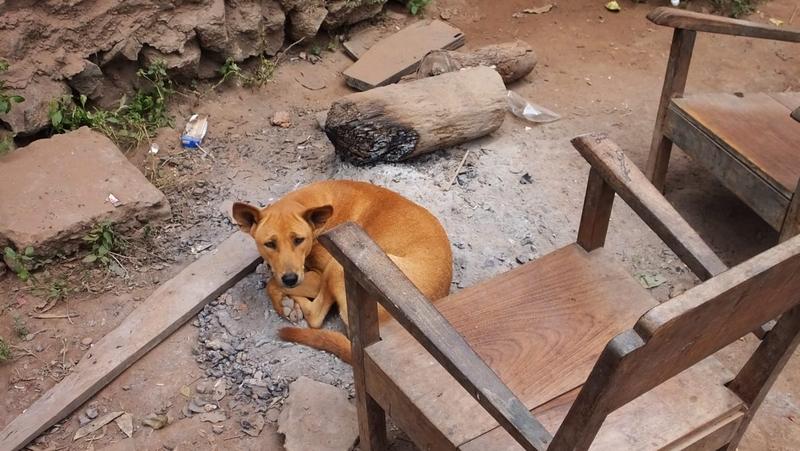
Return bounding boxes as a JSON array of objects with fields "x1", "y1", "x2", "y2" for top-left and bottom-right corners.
[{"x1": 0, "y1": 127, "x2": 170, "y2": 254}]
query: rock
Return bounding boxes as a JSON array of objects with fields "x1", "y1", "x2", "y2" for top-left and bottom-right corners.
[
  {"x1": 288, "y1": 5, "x2": 328, "y2": 41},
  {"x1": 241, "y1": 414, "x2": 265, "y2": 437},
  {"x1": 101, "y1": 37, "x2": 143, "y2": 65},
  {"x1": 0, "y1": 76, "x2": 71, "y2": 136},
  {"x1": 198, "y1": 410, "x2": 227, "y2": 423},
  {"x1": 212, "y1": 424, "x2": 225, "y2": 434},
  {"x1": 201, "y1": 0, "x2": 286, "y2": 61},
  {"x1": 0, "y1": 127, "x2": 170, "y2": 256},
  {"x1": 114, "y1": 413, "x2": 134, "y2": 438},
  {"x1": 265, "y1": 408, "x2": 280, "y2": 423},
  {"x1": 141, "y1": 38, "x2": 201, "y2": 80},
  {"x1": 85, "y1": 407, "x2": 98, "y2": 419},
  {"x1": 81, "y1": 337, "x2": 93, "y2": 346},
  {"x1": 142, "y1": 413, "x2": 170, "y2": 430},
  {"x1": 323, "y1": 0, "x2": 387, "y2": 29},
  {"x1": 271, "y1": 111, "x2": 292, "y2": 128},
  {"x1": 277, "y1": 377, "x2": 358, "y2": 451}
]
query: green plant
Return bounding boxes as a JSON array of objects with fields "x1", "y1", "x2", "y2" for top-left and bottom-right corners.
[
  {"x1": 4, "y1": 246, "x2": 36, "y2": 281},
  {"x1": 83, "y1": 222, "x2": 124, "y2": 265},
  {"x1": 215, "y1": 55, "x2": 276, "y2": 89},
  {"x1": 711, "y1": 0, "x2": 756, "y2": 17},
  {"x1": 251, "y1": 55, "x2": 276, "y2": 86},
  {"x1": 0, "y1": 136, "x2": 12, "y2": 156},
  {"x1": 0, "y1": 337, "x2": 10, "y2": 363},
  {"x1": 407, "y1": 0, "x2": 431, "y2": 15},
  {"x1": 12, "y1": 315, "x2": 28, "y2": 339},
  {"x1": 49, "y1": 61, "x2": 174, "y2": 148},
  {"x1": 310, "y1": 44, "x2": 323, "y2": 57},
  {"x1": 0, "y1": 59, "x2": 24, "y2": 115}
]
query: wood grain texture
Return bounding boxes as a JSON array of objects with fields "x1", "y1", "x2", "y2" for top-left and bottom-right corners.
[
  {"x1": 319, "y1": 223, "x2": 554, "y2": 451},
  {"x1": 572, "y1": 133, "x2": 727, "y2": 280},
  {"x1": 672, "y1": 92, "x2": 800, "y2": 197},
  {"x1": 576, "y1": 168, "x2": 615, "y2": 251},
  {"x1": 345, "y1": 279, "x2": 387, "y2": 450},
  {"x1": 647, "y1": 7, "x2": 800, "y2": 42},
  {"x1": 0, "y1": 233, "x2": 261, "y2": 451},
  {"x1": 343, "y1": 19, "x2": 465, "y2": 91},
  {"x1": 325, "y1": 67, "x2": 507, "y2": 164},
  {"x1": 460, "y1": 357, "x2": 744, "y2": 451},
  {"x1": 767, "y1": 92, "x2": 800, "y2": 111},
  {"x1": 781, "y1": 180, "x2": 800, "y2": 241},
  {"x1": 645, "y1": 27, "x2": 696, "y2": 191},
  {"x1": 363, "y1": 244, "x2": 656, "y2": 447},
  {"x1": 416, "y1": 40, "x2": 537, "y2": 84},
  {"x1": 664, "y1": 104, "x2": 790, "y2": 230}
]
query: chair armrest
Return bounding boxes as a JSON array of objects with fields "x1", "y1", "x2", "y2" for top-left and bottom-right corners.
[
  {"x1": 572, "y1": 133, "x2": 727, "y2": 280},
  {"x1": 648, "y1": 7, "x2": 800, "y2": 43},
  {"x1": 319, "y1": 223, "x2": 552, "y2": 451}
]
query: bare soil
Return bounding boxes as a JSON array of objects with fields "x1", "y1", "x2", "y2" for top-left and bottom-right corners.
[{"x1": 2, "y1": 1, "x2": 800, "y2": 450}]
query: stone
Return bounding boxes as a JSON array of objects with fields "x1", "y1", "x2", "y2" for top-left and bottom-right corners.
[
  {"x1": 277, "y1": 377, "x2": 358, "y2": 451},
  {"x1": 141, "y1": 38, "x2": 201, "y2": 80},
  {"x1": 288, "y1": 5, "x2": 328, "y2": 41},
  {"x1": 203, "y1": 0, "x2": 285, "y2": 62},
  {"x1": 271, "y1": 111, "x2": 292, "y2": 128},
  {"x1": 101, "y1": 37, "x2": 143, "y2": 65},
  {"x1": 0, "y1": 127, "x2": 170, "y2": 256},
  {"x1": 67, "y1": 60, "x2": 125, "y2": 109},
  {"x1": 0, "y1": 75, "x2": 71, "y2": 136},
  {"x1": 323, "y1": 0, "x2": 387, "y2": 29}
]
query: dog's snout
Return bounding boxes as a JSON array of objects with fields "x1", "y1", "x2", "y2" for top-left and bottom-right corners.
[{"x1": 281, "y1": 272, "x2": 299, "y2": 287}]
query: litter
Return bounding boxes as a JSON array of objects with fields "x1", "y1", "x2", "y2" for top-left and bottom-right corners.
[
  {"x1": 506, "y1": 90, "x2": 561, "y2": 123},
  {"x1": 106, "y1": 193, "x2": 121, "y2": 207},
  {"x1": 181, "y1": 114, "x2": 208, "y2": 149}
]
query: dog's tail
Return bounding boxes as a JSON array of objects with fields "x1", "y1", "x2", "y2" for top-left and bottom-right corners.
[{"x1": 278, "y1": 327, "x2": 352, "y2": 364}]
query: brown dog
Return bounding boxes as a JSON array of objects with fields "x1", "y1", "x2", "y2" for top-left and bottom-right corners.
[{"x1": 232, "y1": 180, "x2": 453, "y2": 362}]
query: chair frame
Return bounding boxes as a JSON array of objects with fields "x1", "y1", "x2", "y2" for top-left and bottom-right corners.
[
  {"x1": 643, "y1": 7, "x2": 800, "y2": 241},
  {"x1": 320, "y1": 133, "x2": 800, "y2": 450}
]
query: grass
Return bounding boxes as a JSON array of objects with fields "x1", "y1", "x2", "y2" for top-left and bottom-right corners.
[
  {"x1": 49, "y1": 61, "x2": 174, "y2": 149},
  {"x1": 3, "y1": 246, "x2": 39, "y2": 281},
  {"x1": 0, "y1": 59, "x2": 24, "y2": 155},
  {"x1": 82, "y1": 222, "x2": 125, "y2": 266},
  {"x1": 0, "y1": 338, "x2": 10, "y2": 363},
  {"x1": 711, "y1": 0, "x2": 757, "y2": 17},
  {"x1": 215, "y1": 54, "x2": 276, "y2": 90},
  {"x1": 407, "y1": 0, "x2": 431, "y2": 15}
]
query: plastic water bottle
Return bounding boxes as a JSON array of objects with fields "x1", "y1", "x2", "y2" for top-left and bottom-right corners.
[{"x1": 506, "y1": 91, "x2": 561, "y2": 124}]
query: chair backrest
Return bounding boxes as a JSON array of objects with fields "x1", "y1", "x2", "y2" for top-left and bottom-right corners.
[{"x1": 551, "y1": 232, "x2": 800, "y2": 450}]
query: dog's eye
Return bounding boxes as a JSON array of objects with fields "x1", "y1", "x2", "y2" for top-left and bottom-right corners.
[
  {"x1": 265, "y1": 241, "x2": 276, "y2": 249},
  {"x1": 293, "y1": 237, "x2": 305, "y2": 246}
]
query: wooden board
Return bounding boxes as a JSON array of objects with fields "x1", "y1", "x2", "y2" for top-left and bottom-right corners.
[
  {"x1": 365, "y1": 244, "x2": 658, "y2": 447},
  {"x1": 767, "y1": 92, "x2": 800, "y2": 111},
  {"x1": 0, "y1": 232, "x2": 261, "y2": 451},
  {"x1": 343, "y1": 27, "x2": 383, "y2": 60},
  {"x1": 665, "y1": 105, "x2": 790, "y2": 230},
  {"x1": 672, "y1": 92, "x2": 800, "y2": 197},
  {"x1": 343, "y1": 20, "x2": 465, "y2": 91},
  {"x1": 460, "y1": 357, "x2": 744, "y2": 450}
]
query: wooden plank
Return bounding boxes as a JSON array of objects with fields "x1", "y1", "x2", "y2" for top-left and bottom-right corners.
[
  {"x1": 645, "y1": 27, "x2": 696, "y2": 191},
  {"x1": 781, "y1": 179, "x2": 800, "y2": 241},
  {"x1": 0, "y1": 233, "x2": 261, "y2": 451},
  {"x1": 460, "y1": 357, "x2": 744, "y2": 450},
  {"x1": 361, "y1": 244, "x2": 656, "y2": 447},
  {"x1": 576, "y1": 168, "x2": 615, "y2": 251},
  {"x1": 672, "y1": 92, "x2": 800, "y2": 196},
  {"x1": 664, "y1": 104, "x2": 790, "y2": 230},
  {"x1": 767, "y1": 92, "x2": 800, "y2": 111},
  {"x1": 342, "y1": 27, "x2": 383, "y2": 60},
  {"x1": 345, "y1": 279, "x2": 387, "y2": 450},
  {"x1": 343, "y1": 20, "x2": 465, "y2": 91},
  {"x1": 572, "y1": 134, "x2": 727, "y2": 280},
  {"x1": 647, "y1": 7, "x2": 800, "y2": 42},
  {"x1": 319, "y1": 223, "x2": 553, "y2": 451},
  {"x1": 724, "y1": 304, "x2": 800, "y2": 450}
]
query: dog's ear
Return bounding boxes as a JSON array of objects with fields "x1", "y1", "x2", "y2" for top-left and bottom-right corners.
[
  {"x1": 303, "y1": 205, "x2": 333, "y2": 230},
  {"x1": 232, "y1": 202, "x2": 261, "y2": 234}
]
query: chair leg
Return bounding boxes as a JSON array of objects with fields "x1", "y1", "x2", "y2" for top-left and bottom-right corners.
[
  {"x1": 645, "y1": 28, "x2": 696, "y2": 192},
  {"x1": 723, "y1": 304, "x2": 800, "y2": 450},
  {"x1": 345, "y1": 278, "x2": 388, "y2": 450}
]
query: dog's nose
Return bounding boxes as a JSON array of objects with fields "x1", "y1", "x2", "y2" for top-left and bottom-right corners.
[{"x1": 281, "y1": 273, "x2": 299, "y2": 287}]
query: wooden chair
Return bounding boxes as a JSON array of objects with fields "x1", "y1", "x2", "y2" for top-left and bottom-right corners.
[
  {"x1": 644, "y1": 7, "x2": 800, "y2": 241},
  {"x1": 318, "y1": 133, "x2": 800, "y2": 450}
]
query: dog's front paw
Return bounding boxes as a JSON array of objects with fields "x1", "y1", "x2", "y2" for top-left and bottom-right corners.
[{"x1": 288, "y1": 302, "x2": 304, "y2": 323}]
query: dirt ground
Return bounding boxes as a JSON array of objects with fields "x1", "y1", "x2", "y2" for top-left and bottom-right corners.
[{"x1": 2, "y1": 0, "x2": 800, "y2": 450}]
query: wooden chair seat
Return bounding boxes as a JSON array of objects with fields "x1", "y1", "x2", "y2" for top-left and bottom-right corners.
[
  {"x1": 461, "y1": 357, "x2": 745, "y2": 450},
  {"x1": 665, "y1": 93, "x2": 800, "y2": 230},
  {"x1": 366, "y1": 244, "x2": 659, "y2": 449}
]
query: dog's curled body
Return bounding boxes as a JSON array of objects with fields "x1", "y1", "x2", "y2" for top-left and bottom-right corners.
[{"x1": 233, "y1": 180, "x2": 453, "y2": 362}]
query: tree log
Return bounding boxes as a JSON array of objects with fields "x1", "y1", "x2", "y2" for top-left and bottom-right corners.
[
  {"x1": 324, "y1": 67, "x2": 507, "y2": 165},
  {"x1": 416, "y1": 40, "x2": 537, "y2": 84}
]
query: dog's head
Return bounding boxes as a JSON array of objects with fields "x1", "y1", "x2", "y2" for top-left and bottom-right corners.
[{"x1": 232, "y1": 201, "x2": 333, "y2": 289}]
